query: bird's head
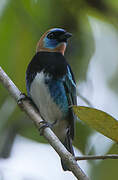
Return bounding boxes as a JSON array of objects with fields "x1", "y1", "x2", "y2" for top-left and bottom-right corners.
[{"x1": 36, "y1": 28, "x2": 72, "y2": 55}]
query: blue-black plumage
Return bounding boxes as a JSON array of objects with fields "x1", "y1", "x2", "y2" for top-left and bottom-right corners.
[{"x1": 26, "y1": 28, "x2": 77, "y2": 171}]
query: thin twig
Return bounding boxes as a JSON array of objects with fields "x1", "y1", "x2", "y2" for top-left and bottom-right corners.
[
  {"x1": 75, "y1": 154, "x2": 118, "y2": 161},
  {"x1": 0, "y1": 67, "x2": 89, "y2": 180}
]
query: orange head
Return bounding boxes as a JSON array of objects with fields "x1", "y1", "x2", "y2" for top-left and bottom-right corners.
[{"x1": 36, "y1": 28, "x2": 72, "y2": 55}]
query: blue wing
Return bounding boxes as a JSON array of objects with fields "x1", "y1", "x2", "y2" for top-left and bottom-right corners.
[{"x1": 63, "y1": 65, "x2": 77, "y2": 139}]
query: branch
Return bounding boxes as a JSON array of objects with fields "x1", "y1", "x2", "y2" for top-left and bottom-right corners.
[
  {"x1": 0, "y1": 67, "x2": 89, "y2": 180},
  {"x1": 75, "y1": 154, "x2": 118, "y2": 161}
]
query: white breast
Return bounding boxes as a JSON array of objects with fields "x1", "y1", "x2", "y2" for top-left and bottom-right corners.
[
  {"x1": 30, "y1": 72, "x2": 68, "y2": 140},
  {"x1": 30, "y1": 72, "x2": 61, "y2": 122}
]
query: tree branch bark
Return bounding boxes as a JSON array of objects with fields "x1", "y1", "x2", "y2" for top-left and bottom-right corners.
[
  {"x1": 0, "y1": 67, "x2": 89, "y2": 180},
  {"x1": 75, "y1": 154, "x2": 118, "y2": 161}
]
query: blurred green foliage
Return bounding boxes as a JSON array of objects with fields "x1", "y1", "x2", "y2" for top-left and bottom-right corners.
[{"x1": 0, "y1": 0, "x2": 118, "y2": 179}]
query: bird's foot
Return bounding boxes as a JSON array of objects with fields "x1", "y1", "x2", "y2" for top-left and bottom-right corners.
[
  {"x1": 18, "y1": 93, "x2": 39, "y2": 112},
  {"x1": 17, "y1": 93, "x2": 31, "y2": 105},
  {"x1": 38, "y1": 120, "x2": 52, "y2": 136},
  {"x1": 17, "y1": 93, "x2": 30, "y2": 104},
  {"x1": 17, "y1": 93, "x2": 31, "y2": 109}
]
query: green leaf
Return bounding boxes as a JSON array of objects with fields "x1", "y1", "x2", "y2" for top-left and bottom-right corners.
[{"x1": 73, "y1": 106, "x2": 118, "y2": 143}]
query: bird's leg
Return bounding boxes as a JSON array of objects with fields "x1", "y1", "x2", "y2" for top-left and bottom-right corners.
[
  {"x1": 38, "y1": 119, "x2": 58, "y2": 136},
  {"x1": 52, "y1": 119, "x2": 58, "y2": 126},
  {"x1": 17, "y1": 93, "x2": 31, "y2": 109},
  {"x1": 17, "y1": 93, "x2": 30, "y2": 104},
  {"x1": 18, "y1": 93, "x2": 39, "y2": 111},
  {"x1": 38, "y1": 120, "x2": 52, "y2": 136}
]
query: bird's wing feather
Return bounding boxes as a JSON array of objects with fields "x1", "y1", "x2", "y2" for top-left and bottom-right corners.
[{"x1": 63, "y1": 65, "x2": 77, "y2": 139}]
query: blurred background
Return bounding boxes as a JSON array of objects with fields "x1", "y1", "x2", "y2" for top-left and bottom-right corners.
[{"x1": 0, "y1": 0, "x2": 118, "y2": 179}]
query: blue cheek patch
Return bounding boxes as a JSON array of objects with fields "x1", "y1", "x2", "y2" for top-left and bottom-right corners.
[{"x1": 44, "y1": 37, "x2": 58, "y2": 49}]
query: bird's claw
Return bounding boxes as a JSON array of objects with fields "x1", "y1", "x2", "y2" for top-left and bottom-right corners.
[
  {"x1": 17, "y1": 93, "x2": 29, "y2": 104},
  {"x1": 38, "y1": 121, "x2": 51, "y2": 136}
]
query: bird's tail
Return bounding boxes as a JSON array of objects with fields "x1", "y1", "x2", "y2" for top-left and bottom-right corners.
[{"x1": 61, "y1": 132, "x2": 74, "y2": 171}]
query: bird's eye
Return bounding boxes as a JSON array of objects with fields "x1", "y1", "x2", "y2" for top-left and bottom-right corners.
[{"x1": 47, "y1": 32, "x2": 55, "y2": 39}]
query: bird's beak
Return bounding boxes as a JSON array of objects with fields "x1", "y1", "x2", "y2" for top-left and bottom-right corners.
[{"x1": 59, "y1": 32, "x2": 72, "y2": 41}]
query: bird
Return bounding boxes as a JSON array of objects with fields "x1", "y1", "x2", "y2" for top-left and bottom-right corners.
[{"x1": 26, "y1": 28, "x2": 77, "y2": 171}]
